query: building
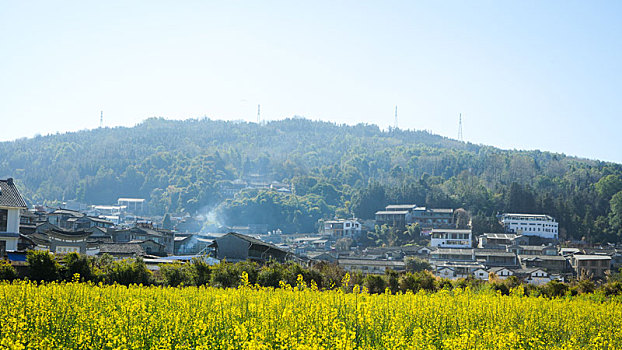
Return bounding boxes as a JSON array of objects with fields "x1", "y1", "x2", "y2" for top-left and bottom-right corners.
[
  {"x1": 338, "y1": 258, "x2": 406, "y2": 275},
  {"x1": 411, "y1": 207, "x2": 454, "y2": 229},
  {"x1": 374, "y1": 204, "x2": 455, "y2": 230},
  {"x1": 430, "y1": 229, "x2": 472, "y2": 248},
  {"x1": 500, "y1": 214, "x2": 558, "y2": 240},
  {"x1": 28, "y1": 228, "x2": 92, "y2": 254},
  {"x1": 323, "y1": 219, "x2": 362, "y2": 238},
  {"x1": 0, "y1": 178, "x2": 28, "y2": 255},
  {"x1": 478, "y1": 233, "x2": 529, "y2": 249},
  {"x1": 112, "y1": 224, "x2": 174, "y2": 255},
  {"x1": 209, "y1": 232, "x2": 293, "y2": 263},
  {"x1": 570, "y1": 254, "x2": 611, "y2": 279},
  {"x1": 47, "y1": 209, "x2": 114, "y2": 231},
  {"x1": 520, "y1": 255, "x2": 571, "y2": 274}
]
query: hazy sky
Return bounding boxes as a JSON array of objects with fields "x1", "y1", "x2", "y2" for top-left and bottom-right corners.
[{"x1": 1, "y1": 1, "x2": 621, "y2": 163}]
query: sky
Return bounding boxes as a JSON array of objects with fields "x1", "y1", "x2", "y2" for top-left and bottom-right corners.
[{"x1": 1, "y1": 1, "x2": 621, "y2": 163}]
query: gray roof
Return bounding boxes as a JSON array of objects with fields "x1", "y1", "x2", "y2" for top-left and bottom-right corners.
[
  {"x1": 0, "y1": 178, "x2": 27, "y2": 208},
  {"x1": 375, "y1": 210, "x2": 409, "y2": 215},
  {"x1": 98, "y1": 243, "x2": 145, "y2": 255}
]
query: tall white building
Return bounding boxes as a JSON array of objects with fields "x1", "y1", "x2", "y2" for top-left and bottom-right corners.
[
  {"x1": 500, "y1": 214, "x2": 558, "y2": 240},
  {"x1": 323, "y1": 219, "x2": 362, "y2": 238},
  {"x1": 430, "y1": 229, "x2": 472, "y2": 248}
]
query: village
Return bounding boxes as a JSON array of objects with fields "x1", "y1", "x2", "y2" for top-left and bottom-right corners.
[{"x1": 0, "y1": 177, "x2": 619, "y2": 284}]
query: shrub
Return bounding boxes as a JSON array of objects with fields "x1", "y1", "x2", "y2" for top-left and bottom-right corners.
[
  {"x1": 160, "y1": 262, "x2": 194, "y2": 287},
  {"x1": 540, "y1": 280, "x2": 569, "y2": 298},
  {"x1": 62, "y1": 253, "x2": 96, "y2": 282},
  {"x1": 189, "y1": 258, "x2": 212, "y2": 286},
  {"x1": 363, "y1": 275, "x2": 386, "y2": 294},
  {"x1": 27, "y1": 250, "x2": 60, "y2": 282},
  {"x1": 257, "y1": 264, "x2": 284, "y2": 288},
  {"x1": 0, "y1": 260, "x2": 17, "y2": 281},
  {"x1": 104, "y1": 258, "x2": 153, "y2": 286},
  {"x1": 399, "y1": 271, "x2": 437, "y2": 293}
]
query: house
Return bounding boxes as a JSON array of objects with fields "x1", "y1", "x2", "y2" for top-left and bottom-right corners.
[
  {"x1": 209, "y1": 232, "x2": 293, "y2": 263},
  {"x1": 323, "y1": 219, "x2": 362, "y2": 239},
  {"x1": 112, "y1": 224, "x2": 174, "y2": 255},
  {"x1": 338, "y1": 258, "x2": 405, "y2": 275},
  {"x1": 488, "y1": 267, "x2": 515, "y2": 279},
  {"x1": 28, "y1": 228, "x2": 92, "y2": 254},
  {"x1": 570, "y1": 254, "x2": 611, "y2": 279},
  {"x1": 430, "y1": 229, "x2": 472, "y2": 248},
  {"x1": 474, "y1": 250, "x2": 519, "y2": 267},
  {"x1": 47, "y1": 209, "x2": 114, "y2": 231},
  {"x1": 508, "y1": 245, "x2": 558, "y2": 256},
  {"x1": 411, "y1": 207, "x2": 455, "y2": 229},
  {"x1": 0, "y1": 178, "x2": 28, "y2": 256},
  {"x1": 520, "y1": 255, "x2": 571, "y2": 274},
  {"x1": 500, "y1": 213, "x2": 559, "y2": 240},
  {"x1": 515, "y1": 268, "x2": 552, "y2": 285},
  {"x1": 174, "y1": 234, "x2": 214, "y2": 255},
  {"x1": 434, "y1": 262, "x2": 485, "y2": 280},
  {"x1": 473, "y1": 268, "x2": 489, "y2": 280},
  {"x1": 430, "y1": 248, "x2": 475, "y2": 263},
  {"x1": 478, "y1": 233, "x2": 529, "y2": 249},
  {"x1": 374, "y1": 204, "x2": 455, "y2": 230},
  {"x1": 96, "y1": 243, "x2": 146, "y2": 258}
]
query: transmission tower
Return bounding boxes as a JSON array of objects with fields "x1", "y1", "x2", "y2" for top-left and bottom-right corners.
[
  {"x1": 257, "y1": 104, "x2": 261, "y2": 124},
  {"x1": 394, "y1": 105, "x2": 398, "y2": 129},
  {"x1": 458, "y1": 113, "x2": 463, "y2": 141},
  {"x1": 100, "y1": 111, "x2": 103, "y2": 128}
]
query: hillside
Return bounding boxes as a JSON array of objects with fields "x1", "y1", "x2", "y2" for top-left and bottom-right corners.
[{"x1": 1, "y1": 117, "x2": 622, "y2": 241}]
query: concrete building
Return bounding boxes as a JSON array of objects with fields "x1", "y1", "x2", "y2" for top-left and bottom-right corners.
[
  {"x1": 0, "y1": 178, "x2": 27, "y2": 255},
  {"x1": 570, "y1": 254, "x2": 611, "y2": 279},
  {"x1": 323, "y1": 219, "x2": 362, "y2": 238},
  {"x1": 430, "y1": 229, "x2": 472, "y2": 248},
  {"x1": 210, "y1": 232, "x2": 293, "y2": 263},
  {"x1": 338, "y1": 258, "x2": 406, "y2": 275},
  {"x1": 500, "y1": 213, "x2": 558, "y2": 240}
]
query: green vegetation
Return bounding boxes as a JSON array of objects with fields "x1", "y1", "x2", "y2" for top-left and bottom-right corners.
[{"x1": 2, "y1": 118, "x2": 622, "y2": 241}]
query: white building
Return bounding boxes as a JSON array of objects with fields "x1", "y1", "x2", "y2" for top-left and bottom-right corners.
[
  {"x1": 323, "y1": 219, "x2": 362, "y2": 238},
  {"x1": 500, "y1": 214, "x2": 559, "y2": 240},
  {"x1": 430, "y1": 229, "x2": 472, "y2": 248},
  {"x1": 0, "y1": 178, "x2": 27, "y2": 254}
]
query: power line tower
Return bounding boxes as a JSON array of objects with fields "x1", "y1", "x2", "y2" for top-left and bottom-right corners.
[
  {"x1": 458, "y1": 113, "x2": 463, "y2": 141},
  {"x1": 100, "y1": 111, "x2": 103, "y2": 128},
  {"x1": 257, "y1": 104, "x2": 261, "y2": 124},
  {"x1": 394, "y1": 105, "x2": 398, "y2": 129}
]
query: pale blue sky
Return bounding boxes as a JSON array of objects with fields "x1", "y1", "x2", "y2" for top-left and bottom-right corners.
[{"x1": 1, "y1": 1, "x2": 621, "y2": 163}]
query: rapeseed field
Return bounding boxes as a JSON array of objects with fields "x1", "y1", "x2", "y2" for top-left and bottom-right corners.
[{"x1": 0, "y1": 275, "x2": 620, "y2": 349}]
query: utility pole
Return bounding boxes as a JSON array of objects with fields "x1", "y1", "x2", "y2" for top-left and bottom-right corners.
[
  {"x1": 257, "y1": 104, "x2": 261, "y2": 124},
  {"x1": 100, "y1": 111, "x2": 103, "y2": 128}
]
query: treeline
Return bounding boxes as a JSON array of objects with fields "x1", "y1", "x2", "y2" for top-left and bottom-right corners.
[
  {"x1": 3, "y1": 252, "x2": 622, "y2": 299},
  {"x1": 1, "y1": 118, "x2": 622, "y2": 240}
]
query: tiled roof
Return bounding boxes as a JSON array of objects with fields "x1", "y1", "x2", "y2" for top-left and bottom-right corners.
[
  {"x1": 98, "y1": 243, "x2": 145, "y2": 255},
  {"x1": 0, "y1": 178, "x2": 27, "y2": 208}
]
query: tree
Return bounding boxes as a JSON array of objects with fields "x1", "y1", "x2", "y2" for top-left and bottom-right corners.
[
  {"x1": 609, "y1": 191, "x2": 622, "y2": 235},
  {"x1": 27, "y1": 250, "x2": 60, "y2": 282},
  {"x1": 405, "y1": 257, "x2": 431, "y2": 273}
]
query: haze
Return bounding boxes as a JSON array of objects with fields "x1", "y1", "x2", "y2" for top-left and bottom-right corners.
[{"x1": 1, "y1": 1, "x2": 621, "y2": 163}]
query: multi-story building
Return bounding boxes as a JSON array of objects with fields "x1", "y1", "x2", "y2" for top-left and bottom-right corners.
[
  {"x1": 411, "y1": 207, "x2": 454, "y2": 229},
  {"x1": 323, "y1": 219, "x2": 362, "y2": 238},
  {"x1": 430, "y1": 229, "x2": 472, "y2": 248},
  {"x1": 500, "y1": 213, "x2": 559, "y2": 240},
  {"x1": 570, "y1": 254, "x2": 611, "y2": 279},
  {"x1": 375, "y1": 204, "x2": 455, "y2": 230},
  {"x1": 0, "y1": 178, "x2": 27, "y2": 255}
]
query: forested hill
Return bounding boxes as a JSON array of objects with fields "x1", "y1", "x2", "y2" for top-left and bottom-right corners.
[{"x1": 2, "y1": 117, "x2": 622, "y2": 242}]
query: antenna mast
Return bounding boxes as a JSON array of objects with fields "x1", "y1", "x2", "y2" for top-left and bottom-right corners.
[
  {"x1": 257, "y1": 104, "x2": 261, "y2": 124},
  {"x1": 394, "y1": 105, "x2": 398, "y2": 129},
  {"x1": 458, "y1": 113, "x2": 463, "y2": 141},
  {"x1": 100, "y1": 111, "x2": 103, "y2": 128}
]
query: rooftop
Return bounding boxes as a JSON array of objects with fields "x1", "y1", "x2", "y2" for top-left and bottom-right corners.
[{"x1": 0, "y1": 178, "x2": 27, "y2": 208}]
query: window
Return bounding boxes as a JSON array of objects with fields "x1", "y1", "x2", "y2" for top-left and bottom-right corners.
[{"x1": 0, "y1": 209, "x2": 7, "y2": 232}]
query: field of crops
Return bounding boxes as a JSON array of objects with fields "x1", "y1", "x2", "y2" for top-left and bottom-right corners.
[{"x1": 1, "y1": 277, "x2": 621, "y2": 350}]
